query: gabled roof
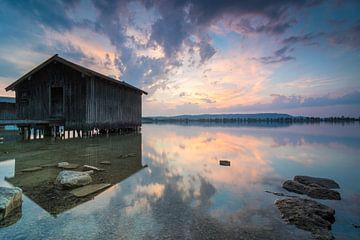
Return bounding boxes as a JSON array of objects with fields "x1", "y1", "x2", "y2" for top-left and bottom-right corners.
[{"x1": 5, "y1": 54, "x2": 147, "y2": 95}]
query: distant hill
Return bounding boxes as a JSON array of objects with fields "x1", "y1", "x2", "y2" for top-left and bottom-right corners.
[{"x1": 0, "y1": 96, "x2": 15, "y2": 103}]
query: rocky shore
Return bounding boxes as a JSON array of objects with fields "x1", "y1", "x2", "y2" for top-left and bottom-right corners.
[{"x1": 274, "y1": 176, "x2": 341, "y2": 240}]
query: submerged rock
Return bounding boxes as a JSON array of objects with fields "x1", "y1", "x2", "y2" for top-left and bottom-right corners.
[
  {"x1": 83, "y1": 165, "x2": 104, "y2": 171},
  {"x1": 282, "y1": 176, "x2": 341, "y2": 200},
  {"x1": 275, "y1": 198, "x2": 335, "y2": 240},
  {"x1": 294, "y1": 176, "x2": 340, "y2": 189},
  {"x1": 0, "y1": 187, "x2": 22, "y2": 222},
  {"x1": 57, "y1": 162, "x2": 69, "y2": 168},
  {"x1": 55, "y1": 171, "x2": 92, "y2": 189},
  {"x1": 57, "y1": 162, "x2": 79, "y2": 169},
  {"x1": 70, "y1": 183, "x2": 111, "y2": 197},
  {"x1": 283, "y1": 180, "x2": 308, "y2": 194},
  {"x1": 307, "y1": 187, "x2": 341, "y2": 200},
  {"x1": 40, "y1": 163, "x2": 58, "y2": 167},
  {"x1": 99, "y1": 161, "x2": 111, "y2": 165},
  {"x1": 62, "y1": 163, "x2": 79, "y2": 169},
  {"x1": 21, "y1": 167, "x2": 43, "y2": 172}
]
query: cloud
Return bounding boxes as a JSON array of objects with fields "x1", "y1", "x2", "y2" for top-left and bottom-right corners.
[
  {"x1": 3, "y1": 0, "x2": 80, "y2": 31},
  {"x1": 251, "y1": 46, "x2": 295, "y2": 64},
  {"x1": 282, "y1": 32, "x2": 325, "y2": 45},
  {"x1": 329, "y1": 19, "x2": 360, "y2": 49},
  {"x1": 225, "y1": 90, "x2": 360, "y2": 112}
]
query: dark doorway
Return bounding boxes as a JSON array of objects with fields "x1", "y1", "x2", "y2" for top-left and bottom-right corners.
[{"x1": 50, "y1": 87, "x2": 63, "y2": 117}]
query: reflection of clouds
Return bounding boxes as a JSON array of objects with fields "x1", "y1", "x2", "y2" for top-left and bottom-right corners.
[
  {"x1": 135, "y1": 183, "x2": 165, "y2": 199},
  {"x1": 144, "y1": 130, "x2": 276, "y2": 189}
]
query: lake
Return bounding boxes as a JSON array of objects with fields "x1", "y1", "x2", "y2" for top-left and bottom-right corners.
[{"x1": 0, "y1": 123, "x2": 359, "y2": 239}]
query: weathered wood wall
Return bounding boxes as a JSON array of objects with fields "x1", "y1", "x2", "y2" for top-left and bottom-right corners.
[
  {"x1": 13, "y1": 61, "x2": 142, "y2": 130},
  {"x1": 85, "y1": 76, "x2": 142, "y2": 129},
  {"x1": 0, "y1": 102, "x2": 16, "y2": 120},
  {"x1": 15, "y1": 62, "x2": 87, "y2": 128}
]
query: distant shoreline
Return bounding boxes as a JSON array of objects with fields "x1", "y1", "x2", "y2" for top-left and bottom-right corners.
[{"x1": 143, "y1": 113, "x2": 360, "y2": 124}]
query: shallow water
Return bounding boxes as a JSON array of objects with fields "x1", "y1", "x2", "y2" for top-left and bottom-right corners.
[{"x1": 0, "y1": 123, "x2": 359, "y2": 239}]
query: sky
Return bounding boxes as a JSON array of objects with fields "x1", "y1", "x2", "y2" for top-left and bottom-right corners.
[{"x1": 0, "y1": 0, "x2": 359, "y2": 117}]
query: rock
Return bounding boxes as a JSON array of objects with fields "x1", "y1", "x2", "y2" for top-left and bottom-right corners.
[
  {"x1": 57, "y1": 162, "x2": 79, "y2": 169},
  {"x1": 294, "y1": 176, "x2": 340, "y2": 189},
  {"x1": 307, "y1": 187, "x2": 341, "y2": 200},
  {"x1": 0, "y1": 205, "x2": 21, "y2": 227},
  {"x1": 83, "y1": 165, "x2": 104, "y2": 171},
  {"x1": 99, "y1": 161, "x2": 111, "y2": 165},
  {"x1": 55, "y1": 171, "x2": 92, "y2": 189},
  {"x1": 283, "y1": 180, "x2": 308, "y2": 194},
  {"x1": 61, "y1": 163, "x2": 79, "y2": 169},
  {"x1": 0, "y1": 187, "x2": 22, "y2": 221},
  {"x1": 21, "y1": 166, "x2": 43, "y2": 172},
  {"x1": 275, "y1": 198, "x2": 335, "y2": 240},
  {"x1": 70, "y1": 183, "x2": 111, "y2": 197},
  {"x1": 219, "y1": 160, "x2": 230, "y2": 166},
  {"x1": 264, "y1": 190, "x2": 297, "y2": 198},
  {"x1": 282, "y1": 180, "x2": 341, "y2": 200},
  {"x1": 57, "y1": 162, "x2": 69, "y2": 168}
]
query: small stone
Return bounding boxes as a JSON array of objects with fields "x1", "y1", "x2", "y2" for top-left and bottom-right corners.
[
  {"x1": 83, "y1": 165, "x2": 104, "y2": 171},
  {"x1": 70, "y1": 183, "x2": 111, "y2": 197},
  {"x1": 99, "y1": 161, "x2": 111, "y2": 165},
  {"x1": 54, "y1": 171, "x2": 92, "y2": 189},
  {"x1": 219, "y1": 160, "x2": 230, "y2": 166},
  {"x1": 294, "y1": 176, "x2": 340, "y2": 189},
  {"x1": 21, "y1": 167, "x2": 43, "y2": 172},
  {"x1": 0, "y1": 187, "x2": 22, "y2": 221}
]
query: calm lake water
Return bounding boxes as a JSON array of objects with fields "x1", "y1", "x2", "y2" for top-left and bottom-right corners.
[{"x1": 0, "y1": 123, "x2": 359, "y2": 240}]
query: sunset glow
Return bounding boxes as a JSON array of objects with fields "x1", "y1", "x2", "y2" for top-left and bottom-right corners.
[{"x1": 0, "y1": 1, "x2": 359, "y2": 116}]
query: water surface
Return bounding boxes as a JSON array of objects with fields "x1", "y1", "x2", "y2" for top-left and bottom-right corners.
[{"x1": 0, "y1": 123, "x2": 359, "y2": 239}]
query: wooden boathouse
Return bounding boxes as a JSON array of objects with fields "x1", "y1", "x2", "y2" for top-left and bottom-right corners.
[{"x1": 5, "y1": 54, "x2": 147, "y2": 137}]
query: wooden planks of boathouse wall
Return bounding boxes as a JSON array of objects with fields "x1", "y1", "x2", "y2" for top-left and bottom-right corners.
[
  {"x1": 14, "y1": 61, "x2": 87, "y2": 128},
  {"x1": 85, "y1": 75, "x2": 142, "y2": 129},
  {"x1": 13, "y1": 60, "x2": 142, "y2": 130},
  {"x1": 0, "y1": 103, "x2": 16, "y2": 120}
]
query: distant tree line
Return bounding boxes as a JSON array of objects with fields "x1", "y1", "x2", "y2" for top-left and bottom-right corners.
[{"x1": 143, "y1": 116, "x2": 360, "y2": 124}]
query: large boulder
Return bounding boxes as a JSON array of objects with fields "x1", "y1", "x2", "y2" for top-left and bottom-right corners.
[
  {"x1": 282, "y1": 176, "x2": 341, "y2": 200},
  {"x1": 0, "y1": 187, "x2": 22, "y2": 221},
  {"x1": 275, "y1": 198, "x2": 335, "y2": 240},
  {"x1": 55, "y1": 171, "x2": 92, "y2": 189},
  {"x1": 294, "y1": 176, "x2": 340, "y2": 189}
]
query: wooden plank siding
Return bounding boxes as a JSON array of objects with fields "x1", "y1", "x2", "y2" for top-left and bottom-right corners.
[
  {"x1": 9, "y1": 58, "x2": 143, "y2": 130},
  {"x1": 85, "y1": 76, "x2": 141, "y2": 129}
]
